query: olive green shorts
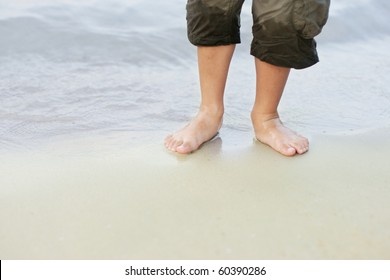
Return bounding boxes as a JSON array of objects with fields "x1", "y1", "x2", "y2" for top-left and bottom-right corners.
[{"x1": 186, "y1": 0, "x2": 330, "y2": 69}]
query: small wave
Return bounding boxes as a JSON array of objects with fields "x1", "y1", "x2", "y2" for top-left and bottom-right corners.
[
  {"x1": 0, "y1": 16, "x2": 192, "y2": 66},
  {"x1": 320, "y1": 0, "x2": 390, "y2": 43}
]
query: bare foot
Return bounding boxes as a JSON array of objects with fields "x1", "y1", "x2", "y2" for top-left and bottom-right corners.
[
  {"x1": 164, "y1": 109, "x2": 223, "y2": 154},
  {"x1": 251, "y1": 113, "x2": 309, "y2": 156}
]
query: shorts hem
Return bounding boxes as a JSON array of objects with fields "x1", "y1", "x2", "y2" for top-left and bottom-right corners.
[
  {"x1": 250, "y1": 36, "x2": 320, "y2": 69},
  {"x1": 250, "y1": 48, "x2": 319, "y2": 69},
  {"x1": 188, "y1": 34, "x2": 241, "y2": 46}
]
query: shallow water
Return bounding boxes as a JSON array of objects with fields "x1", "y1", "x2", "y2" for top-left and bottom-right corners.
[{"x1": 1, "y1": 0, "x2": 390, "y2": 152}]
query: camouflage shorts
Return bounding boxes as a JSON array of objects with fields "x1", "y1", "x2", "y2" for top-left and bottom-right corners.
[{"x1": 186, "y1": 0, "x2": 330, "y2": 69}]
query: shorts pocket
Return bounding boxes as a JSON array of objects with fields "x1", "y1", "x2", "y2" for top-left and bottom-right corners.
[{"x1": 293, "y1": 0, "x2": 330, "y2": 39}]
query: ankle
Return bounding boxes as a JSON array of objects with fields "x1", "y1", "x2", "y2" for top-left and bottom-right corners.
[
  {"x1": 251, "y1": 110, "x2": 279, "y2": 123},
  {"x1": 199, "y1": 105, "x2": 224, "y2": 118}
]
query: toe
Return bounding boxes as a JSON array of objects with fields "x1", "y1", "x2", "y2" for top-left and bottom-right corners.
[
  {"x1": 290, "y1": 138, "x2": 309, "y2": 155},
  {"x1": 170, "y1": 139, "x2": 182, "y2": 151},
  {"x1": 285, "y1": 147, "x2": 297, "y2": 156},
  {"x1": 298, "y1": 140, "x2": 310, "y2": 154},
  {"x1": 296, "y1": 144, "x2": 307, "y2": 154},
  {"x1": 300, "y1": 144, "x2": 309, "y2": 154},
  {"x1": 167, "y1": 138, "x2": 177, "y2": 151},
  {"x1": 280, "y1": 144, "x2": 296, "y2": 156},
  {"x1": 176, "y1": 142, "x2": 193, "y2": 154},
  {"x1": 164, "y1": 135, "x2": 173, "y2": 147}
]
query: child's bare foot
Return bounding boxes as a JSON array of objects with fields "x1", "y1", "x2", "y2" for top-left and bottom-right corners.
[
  {"x1": 165, "y1": 109, "x2": 223, "y2": 154},
  {"x1": 251, "y1": 112, "x2": 309, "y2": 156}
]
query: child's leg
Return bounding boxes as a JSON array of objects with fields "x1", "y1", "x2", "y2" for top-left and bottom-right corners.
[
  {"x1": 165, "y1": 0, "x2": 244, "y2": 154},
  {"x1": 165, "y1": 45, "x2": 235, "y2": 154},
  {"x1": 251, "y1": 59, "x2": 309, "y2": 156},
  {"x1": 250, "y1": 0, "x2": 330, "y2": 156}
]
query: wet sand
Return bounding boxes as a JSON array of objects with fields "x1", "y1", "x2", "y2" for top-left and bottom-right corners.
[{"x1": 1, "y1": 129, "x2": 390, "y2": 259}]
